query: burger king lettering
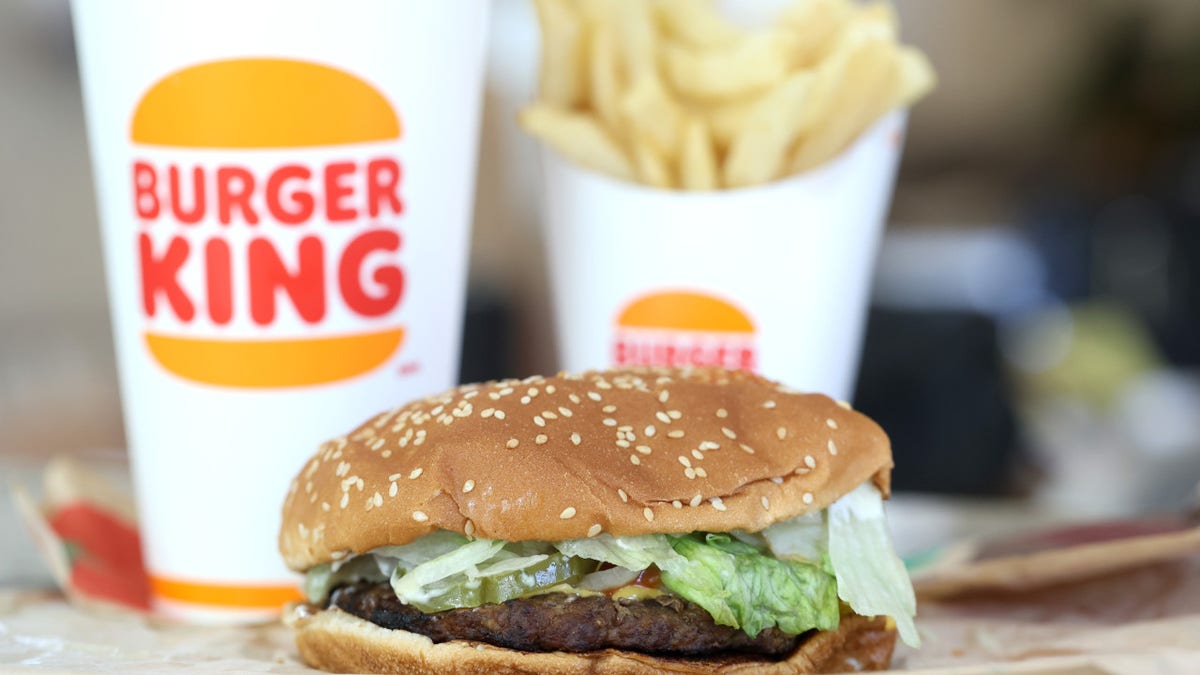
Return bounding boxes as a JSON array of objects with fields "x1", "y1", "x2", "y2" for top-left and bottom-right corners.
[
  {"x1": 612, "y1": 291, "x2": 758, "y2": 372},
  {"x1": 133, "y1": 157, "x2": 405, "y2": 326}
]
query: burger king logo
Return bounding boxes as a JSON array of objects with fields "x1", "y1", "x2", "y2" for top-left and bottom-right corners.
[
  {"x1": 130, "y1": 58, "x2": 406, "y2": 388},
  {"x1": 613, "y1": 290, "x2": 757, "y2": 371}
]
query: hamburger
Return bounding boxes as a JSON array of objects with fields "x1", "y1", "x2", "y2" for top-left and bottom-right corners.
[{"x1": 280, "y1": 367, "x2": 918, "y2": 673}]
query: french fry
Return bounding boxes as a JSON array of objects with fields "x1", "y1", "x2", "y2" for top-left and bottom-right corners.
[
  {"x1": 609, "y1": 0, "x2": 658, "y2": 80},
  {"x1": 895, "y1": 46, "x2": 938, "y2": 106},
  {"x1": 723, "y1": 71, "x2": 816, "y2": 188},
  {"x1": 655, "y1": 0, "x2": 745, "y2": 48},
  {"x1": 789, "y1": 35, "x2": 897, "y2": 173},
  {"x1": 695, "y1": 97, "x2": 758, "y2": 153},
  {"x1": 778, "y1": 0, "x2": 855, "y2": 68},
  {"x1": 531, "y1": 0, "x2": 587, "y2": 107},
  {"x1": 663, "y1": 29, "x2": 798, "y2": 101},
  {"x1": 632, "y1": 141, "x2": 674, "y2": 189},
  {"x1": 619, "y1": 74, "x2": 687, "y2": 159},
  {"x1": 679, "y1": 117, "x2": 719, "y2": 191},
  {"x1": 519, "y1": 104, "x2": 635, "y2": 181},
  {"x1": 588, "y1": 21, "x2": 624, "y2": 134}
]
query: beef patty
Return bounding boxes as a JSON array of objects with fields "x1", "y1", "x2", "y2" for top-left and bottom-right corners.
[{"x1": 329, "y1": 582, "x2": 805, "y2": 657}]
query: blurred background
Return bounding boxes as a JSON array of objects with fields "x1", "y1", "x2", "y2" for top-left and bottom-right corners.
[{"x1": 2, "y1": 0, "x2": 1200, "y2": 581}]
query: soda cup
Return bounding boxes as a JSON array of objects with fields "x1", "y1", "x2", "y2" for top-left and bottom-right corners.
[
  {"x1": 71, "y1": 0, "x2": 489, "y2": 621},
  {"x1": 542, "y1": 112, "x2": 905, "y2": 402}
]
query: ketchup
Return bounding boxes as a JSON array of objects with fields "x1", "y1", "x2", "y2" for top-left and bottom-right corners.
[{"x1": 633, "y1": 565, "x2": 661, "y2": 589}]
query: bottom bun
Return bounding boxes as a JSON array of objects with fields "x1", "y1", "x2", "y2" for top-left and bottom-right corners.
[{"x1": 286, "y1": 604, "x2": 897, "y2": 674}]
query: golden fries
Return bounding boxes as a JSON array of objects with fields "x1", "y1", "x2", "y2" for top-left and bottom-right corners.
[{"x1": 522, "y1": 0, "x2": 936, "y2": 191}]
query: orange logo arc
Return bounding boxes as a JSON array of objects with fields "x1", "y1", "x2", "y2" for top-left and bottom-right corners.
[
  {"x1": 617, "y1": 291, "x2": 755, "y2": 333},
  {"x1": 144, "y1": 328, "x2": 405, "y2": 388},
  {"x1": 132, "y1": 58, "x2": 401, "y2": 148}
]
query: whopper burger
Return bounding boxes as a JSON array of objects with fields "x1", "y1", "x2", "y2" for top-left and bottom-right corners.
[{"x1": 280, "y1": 367, "x2": 918, "y2": 673}]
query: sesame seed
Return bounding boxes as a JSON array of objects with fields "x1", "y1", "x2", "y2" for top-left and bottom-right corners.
[
  {"x1": 739, "y1": 443, "x2": 755, "y2": 454},
  {"x1": 803, "y1": 492, "x2": 814, "y2": 504},
  {"x1": 321, "y1": 502, "x2": 331, "y2": 512},
  {"x1": 603, "y1": 418, "x2": 617, "y2": 427},
  {"x1": 381, "y1": 450, "x2": 392, "y2": 458},
  {"x1": 489, "y1": 392, "x2": 501, "y2": 400},
  {"x1": 463, "y1": 480, "x2": 475, "y2": 493},
  {"x1": 534, "y1": 415, "x2": 546, "y2": 427},
  {"x1": 570, "y1": 432, "x2": 582, "y2": 446},
  {"x1": 546, "y1": 385, "x2": 556, "y2": 394},
  {"x1": 587, "y1": 391, "x2": 602, "y2": 401},
  {"x1": 635, "y1": 445, "x2": 652, "y2": 455},
  {"x1": 559, "y1": 407, "x2": 573, "y2": 417},
  {"x1": 596, "y1": 381, "x2": 612, "y2": 390},
  {"x1": 684, "y1": 467, "x2": 697, "y2": 479},
  {"x1": 370, "y1": 437, "x2": 386, "y2": 450},
  {"x1": 569, "y1": 394, "x2": 581, "y2": 404},
  {"x1": 716, "y1": 408, "x2": 728, "y2": 418},
  {"x1": 618, "y1": 489, "x2": 629, "y2": 503},
  {"x1": 528, "y1": 387, "x2": 539, "y2": 398},
  {"x1": 659, "y1": 390, "x2": 670, "y2": 403},
  {"x1": 762, "y1": 400, "x2": 776, "y2": 409},
  {"x1": 494, "y1": 410, "x2": 506, "y2": 420},
  {"x1": 777, "y1": 427, "x2": 787, "y2": 440},
  {"x1": 520, "y1": 396, "x2": 531, "y2": 405},
  {"x1": 645, "y1": 425, "x2": 657, "y2": 437},
  {"x1": 826, "y1": 418, "x2": 838, "y2": 429},
  {"x1": 587, "y1": 524, "x2": 602, "y2": 537},
  {"x1": 373, "y1": 492, "x2": 383, "y2": 507},
  {"x1": 721, "y1": 427, "x2": 737, "y2": 439},
  {"x1": 696, "y1": 467, "x2": 708, "y2": 478},
  {"x1": 771, "y1": 476, "x2": 784, "y2": 484},
  {"x1": 711, "y1": 498, "x2": 727, "y2": 512},
  {"x1": 667, "y1": 410, "x2": 682, "y2": 420},
  {"x1": 409, "y1": 468, "x2": 424, "y2": 479},
  {"x1": 828, "y1": 439, "x2": 838, "y2": 455},
  {"x1": 389, "y1": 482, "x2": 398, "y2": 497},
  {"x1": 339, "y1": 493, "x2": 349, "y2": 508},
  {"x1": 699, "y1": 441, "x2": 719, "y2": 451},
  {"x1": 412, "y1": 510, "x2": 429, "y2": 522},
  {"x1": 805, "y1": 455, "x2": 817, "y2": 468},
  {"x1": 543, "y1": 411, "x2": 558, "y2": 420},
  {"x1": 506, "y1": 438, "x2": 519, "y2": 449},
  {"x1": 678, "y1": 456, "x2": 692, "y2": 467},
  {"x1": 560, "y1": 507, "x2": 577, "y2": 519},
  {"x1": 672, "y1": 500, "x2": 682, "y2": 509},
  {"x1": 630, "y1": 454, "x2": 641, "y2": 465},
  {"x1": 465, "y1": 520, "x2": 476, "y2": 537},
  {"x1": 481, "y1": 408, "x2": 495, "y2": 418},
  {"x1": 690, "y1": 449, "x2": 703, "y2": 460},
  {"x1": 643, "y1": 507, "x2": 655, "y2": 522},
  {"x1": 667, "y1": 429, "x2": 685, "y2": 439},
  {"x1": 500, "y1": 387, "x2": 514, "y2": 396},
  {"x1": 536, "y1": 434, "x2": 548, "y2": 445},
  {"x1": 836, "y1": 400, "x2": 851, "y2": 410},
  {"x1": 602, "y1": 404, "x2": 617, "y2": 413},
  {"x1": 761, "y1": 496, "x2": 771, "y2": 510},
  {"x1": 615, "y1": 439, "x2": 630, "y2": 448},
  {"x1": 690, "y1": 494, "x2": 703, "y2": 507},
  {"x1": 655, "y1": 411, "x2": 671, "y2": 424}
]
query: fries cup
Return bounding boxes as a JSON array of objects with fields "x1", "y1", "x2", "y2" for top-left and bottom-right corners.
[
  {"x1": 72, "y1": 0, "x2": 489, "y2": 622},
  {"x1": 542, "y1": 112, "x2": 905, "y2": 400}
]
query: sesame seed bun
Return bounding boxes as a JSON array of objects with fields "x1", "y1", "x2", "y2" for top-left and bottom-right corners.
[
  {"x1": 280, "y1": 367, "x2": 892, "y2": 571},
  {"x1": 286, "y1": 604, "x2": 897, "y2": 674}
]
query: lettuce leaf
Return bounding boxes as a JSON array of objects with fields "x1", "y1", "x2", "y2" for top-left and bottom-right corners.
[
  {"x1": 761, "y1": 511, "x2": 828, "y2": 566},
  {"x1": 554, "y1": 533, "x2": 686, "y2": 573},
  {"x1": 827, "y1": 482, "x2": 920, "y2": 647},
  {"x1": 661, "y1": 533, "x2": 840, "y2": 637}
]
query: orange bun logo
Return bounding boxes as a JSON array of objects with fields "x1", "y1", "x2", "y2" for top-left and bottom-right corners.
[
  {"x1": 130, "y1": 59, "x2": 407, "y2": 388},
  {"x1": 613, "y1": 290, "x2": 757, "y2": 371}
]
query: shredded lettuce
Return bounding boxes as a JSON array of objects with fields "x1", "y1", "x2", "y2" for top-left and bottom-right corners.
[
  {"x1": 828, "y1": 482, "x2": 920, "y2": 647},
  {"x1": 554, "y1": 533, "x2": 687, "y2": 573},
  {"x1": 662, "y1": 533, "x2": 839, "y2": 637}
]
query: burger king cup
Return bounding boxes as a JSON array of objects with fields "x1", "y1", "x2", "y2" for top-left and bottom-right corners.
[
  {"x1": 71, "y1": 0, "x2": 488, "y2": 622},
  {"x1": 542, "y1": 112, "x2": 905, "y2": 402}
]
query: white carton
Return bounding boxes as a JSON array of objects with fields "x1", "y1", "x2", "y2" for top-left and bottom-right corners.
[
  {"x1": 542, "y1": 112, "x2": 905, "y2": 401},
  {"x1": 71, "y1": 0, "x2": 488, "y2": 621}
]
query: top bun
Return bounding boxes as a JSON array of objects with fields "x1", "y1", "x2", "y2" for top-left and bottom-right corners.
[{"x1": 280, "y1": 368, "x2": 892, "y2": 571}]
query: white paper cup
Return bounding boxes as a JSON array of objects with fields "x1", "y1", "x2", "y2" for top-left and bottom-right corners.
[
  {"x1": 542, "y1": 112, "x2": 905, "y2": 401},
  {"x1": 71, "y1": 0, "x2": 488, "y2": 622}
]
